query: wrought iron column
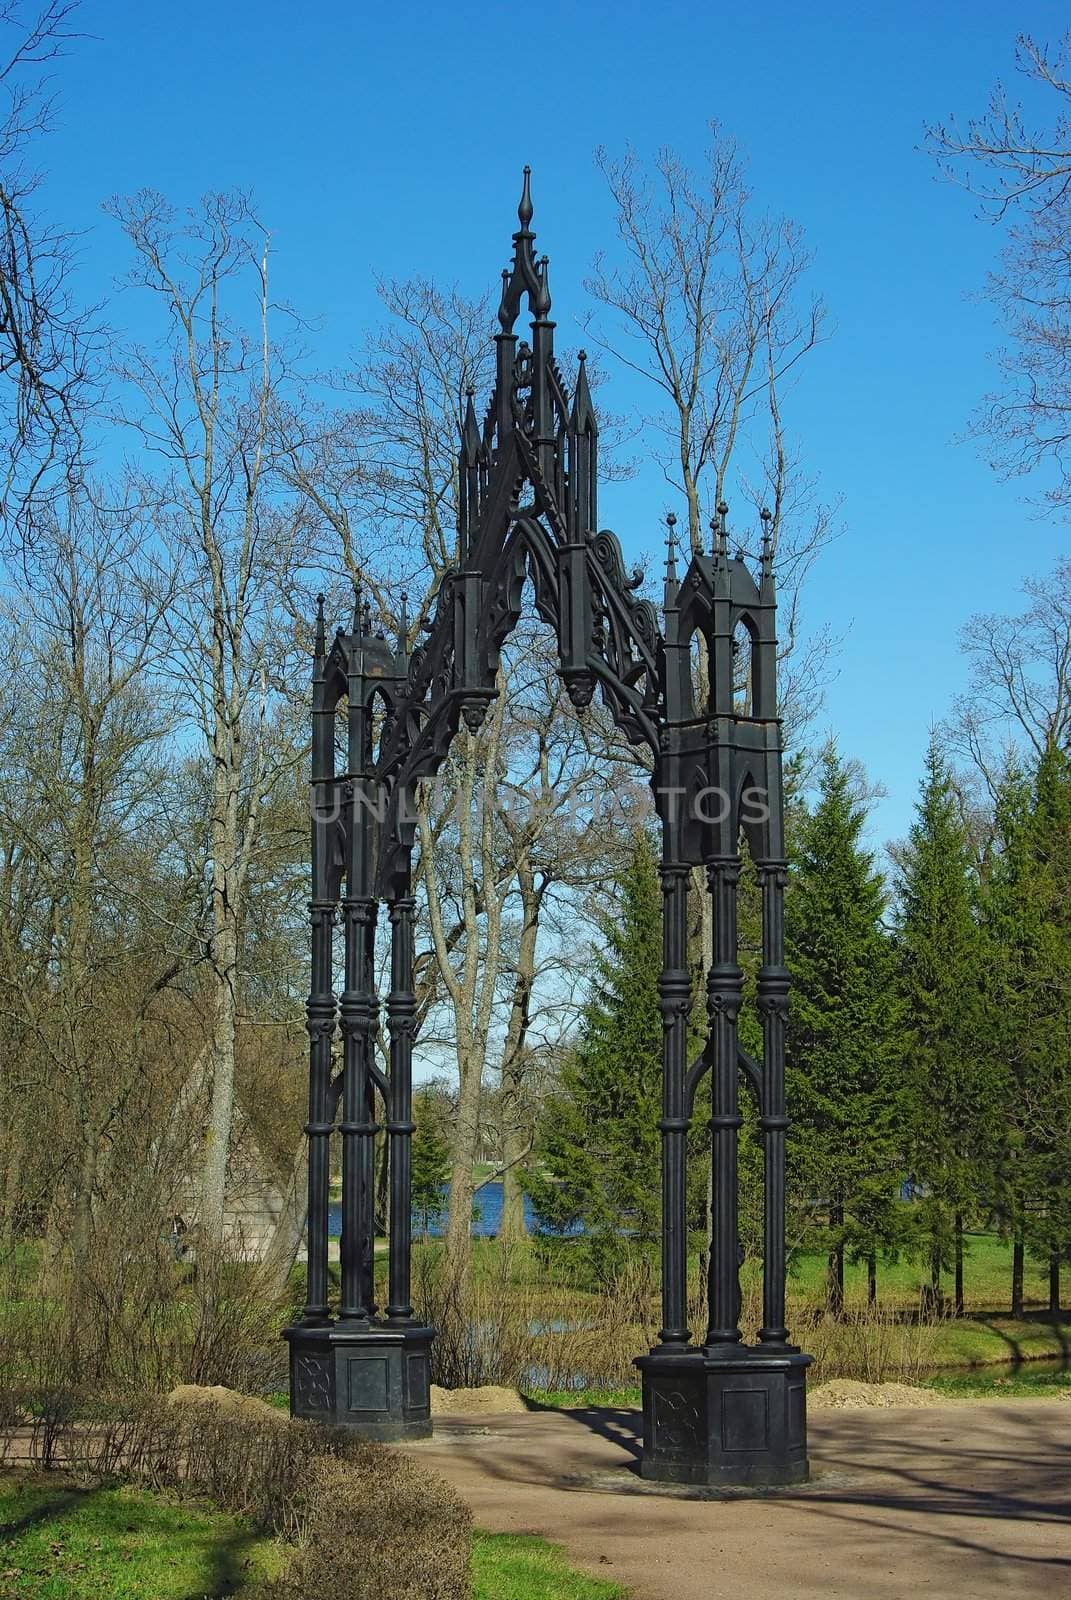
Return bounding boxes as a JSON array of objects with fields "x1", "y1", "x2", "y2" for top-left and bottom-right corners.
[
  {"x1": 303, "y1": 897, "x2": 335, "y2": 1324},
  {"x1": 338, "y1": 891, "x2": 378, "y2": 1322},
  {"x1": 657, "y1": 862, "x2": 691, "y2": 1348},
  {"x1": 386, "y1": 881, "x2": 417, "y2": 1322},
  {"x1": 705, "y1": 856, "x2": 743, "y2": 1348},
  {"x1": 758, "y1": 861, "x2": 790, "y2": 1345},
  {"x1": 339, "y1": 590, "x2": 382, "y2": 1324},
  {"x1": 302, "y1": 594, "x2": 336, "y2": 1326}
]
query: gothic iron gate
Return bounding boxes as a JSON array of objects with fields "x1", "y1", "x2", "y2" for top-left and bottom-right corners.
[{"x1": 284, "y1": 172, "x2": 811, "y2": 1487}]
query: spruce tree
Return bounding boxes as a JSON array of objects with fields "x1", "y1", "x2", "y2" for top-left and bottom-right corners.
[
  {"x1": 526, "y1": 831, "x2": 662, "y2": 1267},
  {"x1": 785, "y1": 745, "x2": 904, "y2": 1313},
  {"x1": 980, "y1": 747, "x2": 1071, "y2": 1314},
  {"x1": 526, "y1": 830, "x2": 704, "y2": 1283},
  {"x1": 411, "y1": 1086, "x2": 452, "y2": 1239},
  {"x1": 897, "y1": 735, "x2": 989, "y2": 1312}
]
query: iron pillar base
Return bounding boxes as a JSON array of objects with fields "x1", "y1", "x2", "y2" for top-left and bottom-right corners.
[
  {"x1": 283, "y1": 1321, "x2": 434, "y2": 1440},
  {"x1": 636, "y1": 1345, "x2": 811, "y2": 1486}
]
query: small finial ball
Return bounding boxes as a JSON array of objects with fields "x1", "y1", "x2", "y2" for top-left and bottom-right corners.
[{"x1": 717, "y1": 500, "x2": 729, "y2": 518}]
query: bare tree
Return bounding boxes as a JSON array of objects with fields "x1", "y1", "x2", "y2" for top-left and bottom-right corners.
[
  {"x1": 0, "y1": 3, "x2": 99, "y2": 533},
  {"x1": 585, "y1": 131, "x2": 836, "y2": 738},
  {"x1": 928, "y1": 33, "x2": 1071, "y2": 511},
  {"x1": 948, "y1": 554, "x2": 1071, "y2": 796},
  {"x1": 108, "y1": 190, "x2": 310, "y2": 1253},
  {"x1": 0, "y1": 486, "x2": 186, "y2": 1278}
]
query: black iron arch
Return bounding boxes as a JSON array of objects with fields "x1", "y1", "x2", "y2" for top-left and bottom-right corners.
[{"x1": 283, "y1": 171, "x2": 811, "y2": 1489}]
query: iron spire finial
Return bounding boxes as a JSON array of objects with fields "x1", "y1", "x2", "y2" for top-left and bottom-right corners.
[
  {"x1": 518, "y1": 165, "x2": 534, "y2": 231},
  {"x1": 570, "y1": 349, "x2": 595, "y2": 434},
  {"x1": 314, "y1": 593, "x2": 326, "y2": 657},
  {"x1": 664, "y1": 512, "x2": 680, "y2": 608},
  {"x1": 351, "y1": 580, "x2": 362, "y2": 636},
  {"x1": 398, "y1": 589, "x2": 409, "y2": 658},
  {"x1": 760, "y1": 506, "x2": 775, "y2": 592},
  {"x1": 461, "y1": 385, "x2": 481, "y2": 464},
  {"x1": 711, "y1": 510, "x2": 726, "y2": 562},
  {"x1": 533, "y1": 253, "x2": 551, "y2": 318}
]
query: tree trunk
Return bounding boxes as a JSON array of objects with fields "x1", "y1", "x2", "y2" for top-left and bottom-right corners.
[
  {"x1": 428, "y1": 719, "x2": 505, "y2": 1292},
  {"x1": 954, "y1": 1212, "x2": 965, "y2": 1317},
  {"x1": 1011, "y1": 1229, "x2": 1025, "y2": 1318},
  {"x1": 200, "y1": 917, "x2": 238, "y2": 1253},
  {"x1": 262, "y1": 1146, "x2": 309, "y2": 1295},
  {"x1": 496, "y1": 859, "x2": 541, "y2": 1247},
  {"x1": 929, "y1": 1243, "x2": 942, "y2": 1311},
  {"x1": 444, "y1": 1037, "x2": 482, "y2": 1286},
  {"x1": 1049, "y1": 1253, "x2": 1061, "y2": 1318},
  {"x1": 866, "y1": 1252, "x2": 877, "y2": 1307},
  {"x1": 374, "y1": 1123, "x2": 389, "y2": 1237},
  {"x1": 499, "y1": 1139, "x2": 528, "y2": 1244},
  {"x1": 827, "y1": 1202, "x2": 844, "y2": 1317}
]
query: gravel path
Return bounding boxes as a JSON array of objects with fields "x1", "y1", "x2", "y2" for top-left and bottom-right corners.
[{"x1": 407, "y1": 1399, "x2": 1071, "y2": 1600}]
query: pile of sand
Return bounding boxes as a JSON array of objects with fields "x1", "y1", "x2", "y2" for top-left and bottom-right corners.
[
  {"x1": 809, "y1": 1379, "x2": 942, "y2": 1410},
  {"x1": 430, "y1": 1384, "x2": 529, "y2": 1417},
  {"x1": 167, "y1": 1383, "x2": 288, "y2": 1423}
]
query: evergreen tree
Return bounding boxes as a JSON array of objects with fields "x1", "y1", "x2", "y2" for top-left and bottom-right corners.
[
  {"x1": 411, "y1": 1086, "x2": 452, "y2": 1239},
  {"x1": 897, "y1": 735, "x2": 990, "y2": 1313},
  {"x1": 526, "y1": 831, "x2": 704, "y2": 1283},
  {"x1": 785, "y1": 745, "x2": 905, "y2": 1313},
  {"x1": 980, "y1": 747, "x2": 1071, "y2": 1314},
  {"x1": 526, "y1": 831, "x2": 662, "y2": 1266}
]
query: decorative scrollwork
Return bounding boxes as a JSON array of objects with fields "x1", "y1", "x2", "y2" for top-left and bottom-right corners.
[{"x1": 294, "y1": 1355, "x2": 333, "y2": 1412}]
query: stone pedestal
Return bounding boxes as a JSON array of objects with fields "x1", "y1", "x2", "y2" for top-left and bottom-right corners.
[
  {"x1": 636, "y1": 1346, "x2": 811, "y2": 1486},
  {"x1": 283, "y1": 1322, "x2": 434, "y2": 1440}
]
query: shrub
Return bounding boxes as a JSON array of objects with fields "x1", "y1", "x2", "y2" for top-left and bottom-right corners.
[
  {"x1": 258, "y1": 1452, "x2": 471, "y2": 1600},
  {"x1": 0, "y1": 1389, "x2": 473, "y2": 1599}
]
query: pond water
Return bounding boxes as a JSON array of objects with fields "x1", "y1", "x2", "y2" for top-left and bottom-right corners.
[{"x1": 327, "y1": 1180, "x2": 581, "y2": 1240}]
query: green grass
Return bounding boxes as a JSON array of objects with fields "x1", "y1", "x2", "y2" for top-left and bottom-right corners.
[
  {"x1": 923, "y1": 1366, "x2": 1071, "y2": 1400},
  {"x1": 473, "y1": 1532, "x2": 626, "y2": 1599},
  {"x1": 782, "y1": 1229, "x2": 1056, "y2": 1309},
  {"x1": 0, "y1": 1476, "x2": 628, "y2": 1600},
  {"x1": 0, "y1": 1474, "x2": 282, "y2": 1597},
  {"x1": 526, "y1": 1386, "x2": 643, "y2": 1410}
]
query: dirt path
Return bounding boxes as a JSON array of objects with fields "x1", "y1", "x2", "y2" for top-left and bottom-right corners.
[{"x1": 406, "y1": 1400, "x2": 1071, "y2": 1600}]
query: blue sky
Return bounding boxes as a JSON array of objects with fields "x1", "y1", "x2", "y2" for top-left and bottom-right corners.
[{"x1": 41, "y1": 0, "x2": 1070, "y2": 851}]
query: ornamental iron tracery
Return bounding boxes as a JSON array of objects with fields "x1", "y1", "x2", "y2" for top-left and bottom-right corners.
[{"x1": 283, "y1": 171, "x2": 811, "y2": 1486}]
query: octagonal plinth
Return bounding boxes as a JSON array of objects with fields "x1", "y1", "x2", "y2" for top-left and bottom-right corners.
[
  {"x1": 283, "y1": 1322, "x2": 434, "y2": 1440},
  {"x1": 636, "y1": 1346, "x2": 811, "y2": 1486}
]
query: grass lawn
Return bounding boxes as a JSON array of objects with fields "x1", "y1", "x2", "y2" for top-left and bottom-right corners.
[
  {"x1": 781, "y1": 1229, "x2": 1056, "y2": 1310},
  {"x1": 473, "y1": 1533, "x2": 625, "y2": 1599},
  {"x1": 924, "y1": 1365, "x2": 1071, "y2": 1400},
  {"x1": 0, "y1": 1474, "x2": 282, "y2": 1597},
  {"x1": 407, "y1": 1227, "x2": 1060, "y2": 1311},
  {"x1": 0, "y1": 1474, "x2": 627, "y2": 1600}
]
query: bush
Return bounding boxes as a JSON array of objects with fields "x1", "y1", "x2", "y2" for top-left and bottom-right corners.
[
  {"x1": 259, "y1": 1453, "x2": 471, "y2": 1600},
  {"x1": 0, "y1": 1390, "x2": 472, "y2": 1598},
  {"x1": 0, "y1": 1240, "x2": 289, "y2": 1398}
]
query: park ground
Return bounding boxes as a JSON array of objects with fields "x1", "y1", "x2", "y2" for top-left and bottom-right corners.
[
  {"x1": 4, "y1": 1229, "x2": 1071, "y2": 1599},
  {"x1": 408, "y1": 1394, "x2": 1071, "y2": 1600},
  {"x1": 4, "y1": 1389, "x2": 1068, "y2": 1600}
]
